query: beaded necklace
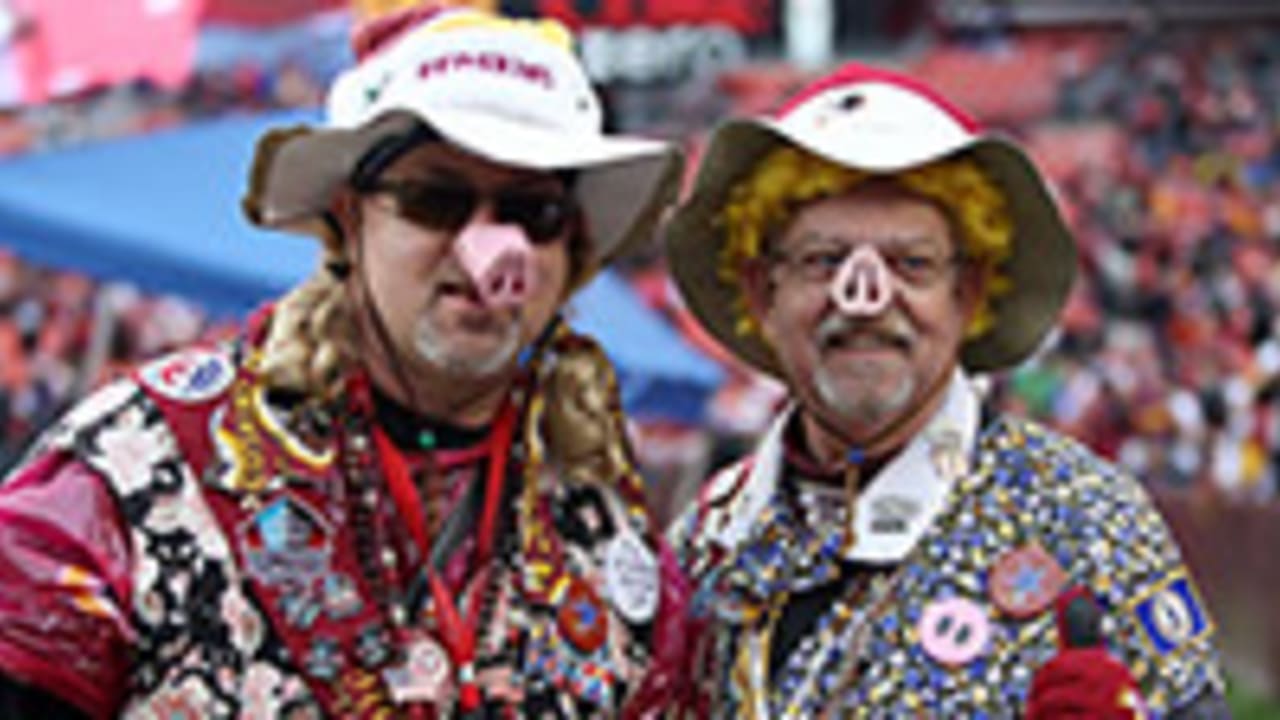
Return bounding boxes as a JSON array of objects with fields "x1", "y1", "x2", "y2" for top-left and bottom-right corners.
[
  {"x1": 335, "y1": 324, "x2": 650, "y2": 715},
  {"x1": 341, "y1": 373, "x2": 525, "y2": 715}
]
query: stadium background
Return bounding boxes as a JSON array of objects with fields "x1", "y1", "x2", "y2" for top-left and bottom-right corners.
[{"x1": 0, "y1": 0, "x2": 1276, "y2": 713}]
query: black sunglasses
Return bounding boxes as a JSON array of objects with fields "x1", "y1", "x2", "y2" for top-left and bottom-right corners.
[{"x1": 362, "y1": 179, "x2": 576, "y2": 245}]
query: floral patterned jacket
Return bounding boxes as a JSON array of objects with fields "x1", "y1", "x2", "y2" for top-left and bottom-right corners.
[
  {"x1": 669, "y1": 373, "x2": 1225, "y2": 719},
  {"x1": 0, "y1": 335, "x2": 683, "y2": 719}
]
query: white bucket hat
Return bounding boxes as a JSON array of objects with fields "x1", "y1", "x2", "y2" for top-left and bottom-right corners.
[
  {"x1": 243, "y1": 6, "x2": 683, "y2": 273},
  {"x1": 665, "y1": 62, "x2": 1076, "y2": 374}
]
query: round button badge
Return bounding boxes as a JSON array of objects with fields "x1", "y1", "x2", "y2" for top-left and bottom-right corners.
[
  {"x1": 383, "y1": 632, "x2": 453, "y2": 705},
  {"x1": 918, "y1": 596, "x2": 990, "y2": 667},
  {"x1": 988, "y1": 542, "x2": 1067, "y2": 619},
  {"x1": 603, "y1": 530, "x2": 659, "y2": 624}
]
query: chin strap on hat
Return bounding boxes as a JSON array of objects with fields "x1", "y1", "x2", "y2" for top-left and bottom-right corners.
[{"x1": 349, "y1": 122, "x2": 440, "y2": 192}]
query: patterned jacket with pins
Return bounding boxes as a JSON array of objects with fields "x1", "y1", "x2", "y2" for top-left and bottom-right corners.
[
  {"x1": 0, "y1": 332, "x2": 678, "y2": 719},
  {"x1": 668, "y1": 372, "x2": 1224, "y2": 719}
]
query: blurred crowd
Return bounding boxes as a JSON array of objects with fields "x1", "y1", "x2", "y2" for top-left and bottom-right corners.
[
  {"x1": 0, "y1": 57, "x2": 329, "y2": 156},
  {"x1": 0, "y1": 55, "x2": 331, "y2": 467},
  {"x1": 988, "y1": 25, "x2": 1280, "y2": 503},
  {"x1": 0, "y1": 250, "x2": 234, "y2": 468},
  {"x1": 0, "y1": 20, "x2": 1277, "y2": 503}
]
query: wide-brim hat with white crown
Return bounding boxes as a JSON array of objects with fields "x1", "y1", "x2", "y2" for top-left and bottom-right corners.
[
  {"x1": 242, "y1": 5, "x2": 683, "y2": 276},
  {"x1": 665, "y1": 62, "x2": 1076, "y2": 375}
]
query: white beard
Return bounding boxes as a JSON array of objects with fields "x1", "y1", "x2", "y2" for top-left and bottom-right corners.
[
  {"x1": 812, "y1": 312, "x2": 916, "y2": 429},
  {"x1": 412, "y1": 312, "x2": 521, "y2": 378},
  {"x1": 815, "y1": 364, "x2": 915, "y2": 429}
]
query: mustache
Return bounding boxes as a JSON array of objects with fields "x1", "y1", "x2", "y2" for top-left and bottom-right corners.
[
  {"x1": 429, "y1": 265, "x2": 517, "y2": 316},
  {"x1": 431, "y1": 263, "x2": 480, "y2": 299},
  {"x1": 815, "y1": 313, "x2": 913, "y2": 351}
]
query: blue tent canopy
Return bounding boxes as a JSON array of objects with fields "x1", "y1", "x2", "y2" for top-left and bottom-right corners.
[
  {"x1": 0, "y1": 110, "x2": 320, "y2": 315},
  {"x1": 568, "y1": 272, "x2": 723, "y2": 424},
  {"x1": 0, "y1": 110, "x2": 721, "y2": 423}
]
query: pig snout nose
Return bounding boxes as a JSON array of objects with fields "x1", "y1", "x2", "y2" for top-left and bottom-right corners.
[
  {"x1": 453, "y1": 224, "x2": 536, "y2": 309},
  {"x1": 830, "y1": 245, "x2": 894, "y2": 316}
]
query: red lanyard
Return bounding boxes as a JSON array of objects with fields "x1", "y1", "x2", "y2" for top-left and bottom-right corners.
[{"x1": 371, "y1": 400, "x2": 518, "y2": 712}]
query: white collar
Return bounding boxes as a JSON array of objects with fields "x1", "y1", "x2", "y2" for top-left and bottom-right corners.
[{"x1": 709, "y1": 369, "x2": 981, "y2": 564}]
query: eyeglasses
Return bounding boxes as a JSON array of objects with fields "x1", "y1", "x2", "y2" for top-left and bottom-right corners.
[
  {"x1": 769, "y1": 242, "x2": 963, "y2": 289},
  {"x1": 361, "y1": 179, "x2": 577, "y2": 245}
]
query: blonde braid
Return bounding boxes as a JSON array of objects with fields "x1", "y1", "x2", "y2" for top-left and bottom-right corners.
[{"x1": 258, "y1": 236, "x2": 358, "y2": 400}]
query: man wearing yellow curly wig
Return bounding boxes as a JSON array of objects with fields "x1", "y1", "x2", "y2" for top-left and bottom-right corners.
[
  {"x1": 665, "y1": 63, "x2": 1227, "y2": 718},
  {"x1": 0, "y1": 5, "x2": 688, "y2": 718}
]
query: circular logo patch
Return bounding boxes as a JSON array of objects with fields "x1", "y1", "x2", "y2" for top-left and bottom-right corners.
[
  {"x1": 603, "y1": 530, "x2": 659, "y2": 624},
  {"x1": 989, "y1": 542, "x2": 1067, "y2": 619},
  {"x1": 383, "y1": 632, "x2": 453, "y2": 704},
  {"x1": 138, "y1": 348, "x2": 234, "y2": 403}
]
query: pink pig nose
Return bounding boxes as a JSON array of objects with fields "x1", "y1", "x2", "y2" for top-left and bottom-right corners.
[
  {"x1": 453, "y1": 224, "x2": 536, "y2": 309},
  {"x1": 830, "y1": 245, "x2": 894, "y2": 316}
]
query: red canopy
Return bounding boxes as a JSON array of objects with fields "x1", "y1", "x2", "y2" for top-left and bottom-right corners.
[
  {"x1": 535, "y1": 0, "x2": 773, "y2": 35},
  {"x1": 202, "y1": 0, "x2": 346, "y2": 26}
]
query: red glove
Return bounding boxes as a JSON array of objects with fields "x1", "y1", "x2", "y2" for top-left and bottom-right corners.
[{"x1": 1025, "y1": 587, "x2": 1148, "y2": 720}]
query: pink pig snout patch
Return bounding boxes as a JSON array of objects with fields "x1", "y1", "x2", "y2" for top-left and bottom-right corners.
[
  {"x1": 453, "y1": 224, "x2": 536, "y2": 309},
  {"x1": 830, "y1": 244, "x2": 894, "y2": 316}
]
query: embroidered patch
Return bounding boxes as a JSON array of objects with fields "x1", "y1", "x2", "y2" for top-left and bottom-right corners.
[
  {"x1": 238, "y1": 493, "x2": 334, "y2": 587},
  {"x1": 927, "y1": 426, "x2": 968, "y2": 480},
  {"x1": 323, "y1": 573, "x2": 363, "y2": 620},
  {"x1": 869, "y1": 495, "x2": 921, "y2": 535},
  {"x1": 1132, "y1": 573, "x2": 1211, "y2": 656},
  {"x1": 353, "y1": 623, "x2": 393, "y2": 670},
  {"x1": 279, "y1": 588, "x2": 323, "y2": 629},
  {"x1": 305, "y1": 637, "x2": 343, "y2": 680},
  {"x1": 138, "y1": 349, "x2": 234, "y2": 403},
  {"x1": 382, "y1": 631, "x2": 452, "y2": 704},
  {"x1": 526, "y1": 622, "x2": 617, "y2": 710},
  {"x1": 557, "y1": 577, "x2": 609, "y2": 653}
]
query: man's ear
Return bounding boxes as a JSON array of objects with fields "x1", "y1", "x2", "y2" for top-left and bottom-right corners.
[
  {"x1": 956, "y1": 259, "x2": 991, "y2": 325},
  {"x1": 741, "y1": 257, "x2": 775, "y2": 342}
]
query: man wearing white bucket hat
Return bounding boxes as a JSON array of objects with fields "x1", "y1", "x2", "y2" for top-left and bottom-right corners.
[
  {"x1": 666, "y1": 63, "x2": 1227, "y2": 717},
  {"x1": 0, "y1": 5, "x2": 686, "y2": 718}
]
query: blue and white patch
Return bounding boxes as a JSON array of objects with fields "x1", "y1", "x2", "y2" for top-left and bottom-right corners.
[
  {"x1": 138, "y1": 348, "x2": 234, "y2": 403},
  {"x1": 1132, "y1": 573, "x2": 1211, "y2": 655},
  {"x1": 238, "y1": 493, "x2": 335, "y2": 588}
]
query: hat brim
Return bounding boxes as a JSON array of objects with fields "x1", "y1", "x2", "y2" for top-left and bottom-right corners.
[
  {"x1": 665, "y1": 118, "x2": 1076, "y2": 376},
  {"x1": 248, "y1": 108, "x2": 683, "y2": 271}
]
